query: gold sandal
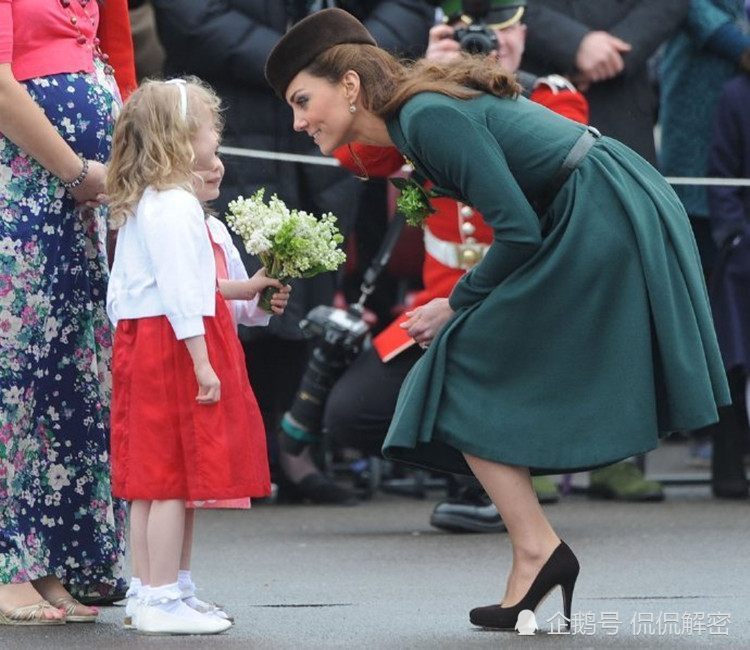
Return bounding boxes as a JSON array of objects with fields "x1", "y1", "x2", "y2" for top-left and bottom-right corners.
[
  {"x1": 48, "y1": 596, "x2": 98, "y2": 623},
  {"x1": 0, "y1": 600, "x2": 66, "y2": 626}
]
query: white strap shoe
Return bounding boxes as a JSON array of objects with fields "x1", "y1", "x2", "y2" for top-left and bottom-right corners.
[
  {"x1": 136, "y1": 586, "x2": 231, "y2": 636},
  {"x1": 184, "y1": 595, "x2": 233, "y2": 623},
  {"x1": 179, "y1": 581, "x2": 234, "y2": 623},
  {"x1": 123, "y1": 584, "x2": 141, "y2": 630}
]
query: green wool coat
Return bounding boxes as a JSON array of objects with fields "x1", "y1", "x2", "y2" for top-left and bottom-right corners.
[{"x1": 381, "y1": 92, "x2": 731, "y2": 476}]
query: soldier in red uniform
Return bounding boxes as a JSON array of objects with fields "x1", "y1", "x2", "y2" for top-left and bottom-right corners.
[{"x1": 323, "y1": 0, "x2": 587, "y2": 531}]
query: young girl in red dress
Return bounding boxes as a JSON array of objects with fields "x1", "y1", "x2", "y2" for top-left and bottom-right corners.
[{"x1": 105, "y1": 77, "x2": 290, "y2": 635}]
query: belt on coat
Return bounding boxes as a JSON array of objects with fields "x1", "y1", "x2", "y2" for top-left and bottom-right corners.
[
  {"x1": 534, "y1": 125, "x2": 601, "y2": 218},
  {"x1": 423, "y1": 226, "x2": 490, "y2": 270}
]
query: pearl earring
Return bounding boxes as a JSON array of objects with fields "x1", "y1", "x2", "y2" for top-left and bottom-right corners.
[{"x1": 349, "y1": 104, "x2": 356, "y2": 114}]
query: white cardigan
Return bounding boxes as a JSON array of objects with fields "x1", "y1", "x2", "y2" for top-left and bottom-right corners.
[{"x1": 107, "y1": 187, "x2": 217, "y2": 340}]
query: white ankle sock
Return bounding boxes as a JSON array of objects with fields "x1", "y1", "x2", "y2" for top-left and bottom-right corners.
[
  {"x1": 177, "y1": 570, "x2": 195, "y2": 597},
  {"x1": 144, "y1": 583, "x2": 182, "y2": 614},
  {"x1": 144, "y1": 583, "x2": 209, "y2": 622},
  {"x1": 176, "y1": 574, "x2": 229, "y2": 619}
]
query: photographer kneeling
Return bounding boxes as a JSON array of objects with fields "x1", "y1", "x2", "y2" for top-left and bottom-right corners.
[{"x1": 321, "y1": 0, "x2": 589, "y2": 531}]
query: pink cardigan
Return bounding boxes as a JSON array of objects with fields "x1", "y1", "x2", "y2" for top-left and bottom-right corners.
[{"x1": 0, "y1": 0, "x2": 99, "y2": 81}]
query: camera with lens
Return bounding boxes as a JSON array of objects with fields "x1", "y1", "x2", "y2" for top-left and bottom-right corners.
[
  {"x1": 451, "y1": 0, "x2": 498, "y2": 55},
  {"x1": 280, "y1": 304, "x2": 370, "y2": 455}
]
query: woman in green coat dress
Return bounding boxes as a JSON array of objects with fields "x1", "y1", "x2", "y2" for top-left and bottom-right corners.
[{"x1": 265, "y1": 8, "x2": 730, "y2": 631}]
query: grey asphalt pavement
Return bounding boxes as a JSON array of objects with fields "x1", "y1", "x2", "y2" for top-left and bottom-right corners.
[{"x1": 2, "y1": 442, "x2": 748, "y2": 649}]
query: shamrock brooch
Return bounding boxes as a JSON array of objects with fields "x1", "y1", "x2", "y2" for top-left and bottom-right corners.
[{"x1": 390, "y1": 177, "x2": 437, "y2": 228}]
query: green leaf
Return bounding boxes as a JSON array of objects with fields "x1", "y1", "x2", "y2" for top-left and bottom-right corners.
[{"x1": 390, "y1": 177, "x2": 436, "y2": 228}]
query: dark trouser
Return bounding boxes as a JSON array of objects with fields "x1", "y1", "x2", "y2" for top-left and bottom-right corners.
[
  {"x1": 323, "y1": 345, "x2": 423, "y2": 457},
  {"x1": 707, "y1": 367, "x2": 749, "y2": 487},
  {"x1": 242, "y1": 336, "x2": 310, "y2": 467},
  {"x1": 688, "y1": 215, "x2": 718, "y2": 283}
]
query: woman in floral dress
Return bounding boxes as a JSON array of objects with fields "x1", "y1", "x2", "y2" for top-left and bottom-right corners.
[{"x1": 0, "y1": 0, "x2": 132, "y2": 625}]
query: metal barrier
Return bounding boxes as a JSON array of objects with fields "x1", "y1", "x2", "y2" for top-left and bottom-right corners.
[{"x1": 219, "y1": 144, "x2": 750, "y2": 186}]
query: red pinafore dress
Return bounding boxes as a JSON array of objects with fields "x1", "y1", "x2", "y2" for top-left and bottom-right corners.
[{"x1": 110, "y1": 227, "x2": 271, "y2": 501}]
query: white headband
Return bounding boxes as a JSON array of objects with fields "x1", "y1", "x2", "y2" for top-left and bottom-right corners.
[{"x1": 166, "y1": 78, "x2": 187, "y2": 119}]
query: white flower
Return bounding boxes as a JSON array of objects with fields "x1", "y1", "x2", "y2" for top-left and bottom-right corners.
[
  {"x1": 0, "y1": 237, "x2": 17, "y2": 256},
  {"x1": 48, "y1": 464, "x2": 70, "y2": 490},
  {"x1": 41, "y1": 514, "x2": 56, "y2": 527},
  {"x1": 27, "y1": 292, "x2": 48, "y2": 311},
  {"x1": 2, "y1": 385, "x2": 24, "y2": 405},
  {"x1": 43, "y1": 315, "x2": 59, "y2": 342},
  {"x1": 247, "y1": 230, "x2": 272, "y2": 255},
  {"x1": 224, "y1": 188, "x2": 346, "y2": 283},
  {"x1": 60, "y1": 117, "x2": 75, "y2": 134}
]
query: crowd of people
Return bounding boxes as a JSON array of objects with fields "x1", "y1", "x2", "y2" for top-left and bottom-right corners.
[{"x1": 1, "y1": 0, "x2": 748, "y2": 637}]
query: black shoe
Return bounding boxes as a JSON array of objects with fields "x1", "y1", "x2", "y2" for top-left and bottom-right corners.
[
  {"x1": 469, "y1": 541, "x2": 579, "y2": 630},
  {"x1": 430, "y1": 487, "x2": 506, "y2": 533},
  {"x1": 277, "y1": 472, "x2": 358, "y2": 505}
]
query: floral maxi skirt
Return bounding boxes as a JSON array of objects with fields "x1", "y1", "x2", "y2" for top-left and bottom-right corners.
[{"x1": 0, "y1": 66, "x2": 126, "y2": 598}]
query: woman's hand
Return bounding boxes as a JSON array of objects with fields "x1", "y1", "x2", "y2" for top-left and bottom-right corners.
[
  {"x1": 69, "y1": 159, "x2": 108, "y2": 208},
  {"x1": 400, "y1": 298, "x2": 454, "y2": 348},
  {"x1": 193, "y1": 360, "x2": 221, "y2": 404},
  {"x1": 426, "y1": 24, "x2": 462, "y2": 63},
  {"x1": 0, "y1": 64, "x2": 108, "y2": 208}
]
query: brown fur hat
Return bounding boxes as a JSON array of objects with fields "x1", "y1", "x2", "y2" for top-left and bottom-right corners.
[{"x1": 265, "y1": 8, "x2": 377, "y2": 99}]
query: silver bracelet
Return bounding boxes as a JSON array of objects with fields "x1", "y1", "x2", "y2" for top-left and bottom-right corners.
[{"x1": 60, "y1": 158, "x2": 89, "y2": 190}]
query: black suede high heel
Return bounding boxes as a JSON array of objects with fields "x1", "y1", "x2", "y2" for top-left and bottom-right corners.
[{"x1": 469, "y1": 540, "x2": 579, "y2": 630}]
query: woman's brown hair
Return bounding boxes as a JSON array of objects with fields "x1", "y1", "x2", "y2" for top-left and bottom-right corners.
[{"x1": 306, "y1": 43, "x2": 521, "y2": 118}]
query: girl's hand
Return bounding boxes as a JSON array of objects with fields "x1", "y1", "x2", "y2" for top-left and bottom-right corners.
[
  {"x1": 247, "y1": 267, "x2": 286, "y2": 296},
  {"x1": 400, "y1": 298, "x2": 454, "y2": 348},
  {"x1": 218, "y1": 268, "x2": 287, "y2": 301},
  {"x1": 218, "y1": 278, "x2": 261, "y2": 301},
  {"x1": 184, "y1": 335, "x2": 219, "y2": 403},
  {"x1": 267, "y1": 284, "x2": 292, "y2": 315},
  {"x1": 194, "y1": 360, "x2": 221, "y2": 404}
]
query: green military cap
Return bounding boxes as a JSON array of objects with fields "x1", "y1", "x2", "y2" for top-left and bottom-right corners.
[{"x1": 442, "y1": 0, "x2": 526, "y2": 29}]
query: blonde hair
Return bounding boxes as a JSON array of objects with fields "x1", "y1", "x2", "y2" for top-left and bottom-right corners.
[
  {"x1": 106, "y1": 76, "x2": 223, "y2": 229},
  {"x1": 306, "y1": 44, "x2": 521, "y2": 119}
]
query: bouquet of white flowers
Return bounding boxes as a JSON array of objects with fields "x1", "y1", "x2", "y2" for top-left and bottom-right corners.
[{"x1": 225, "y1": 189, "x2": 347, "y2": 312}]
